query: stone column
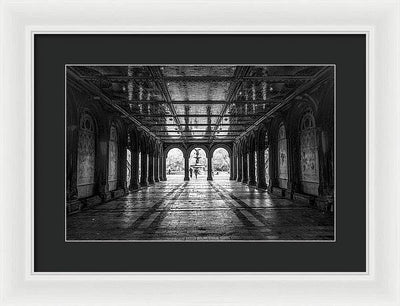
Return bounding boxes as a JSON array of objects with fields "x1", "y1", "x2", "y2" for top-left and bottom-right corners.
[
  {"x1": 207, "y1": 155, "x2": 213, "y2": 181},
  {"x1": 129, "y1": 147, "x2": 140, "y2": 190},
  {"x1": 162, "y1": 154, "x2": 167, "y2": 181},
  {"x1": 97, "y1": 135, "x2": 111, "y2": 202},
  {"x1": 184, "y1": 154, "x2": 190, "y2": 181},
  {"x1": 231, "y1": 149, "x2": 237, "y2": 180},
  {"x1": 148, "y1": 153, "x2": 155, "y2": 184},
  {"x1": 237, "y1": 153, "x2": 242, "y2": 182},
  {"x1": 241, "y1": 152, "x2": 248, "y2": 184},
  {"x1": 256, "y1": 148, "x2": 267, "y2": 189},
  {"x1": 248, "y1": 150, "x2": 256, "y2": 186},
  {"x1": 66, "y1": 124, "x2": 78, "y2": 201},
  {"x1": 154, "y1": 154, "x2": 160, "y2": 182},
  {"x1": 140, "y1": 152, "x2": 148, "y2": 187},
  {"x1": 118, "y1": 139, "x2": 128, "y2": 192},
  {"x1": 229, "y1": 154, "x2": 234, "y2": 180}
]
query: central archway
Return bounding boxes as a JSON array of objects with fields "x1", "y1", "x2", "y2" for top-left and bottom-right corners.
[
  {"x1": 189, "y1": 148, "x2": 208, "y2": 180},
  {"x1": 166, "y1": 148, "x2": 185, "y2": 180}
]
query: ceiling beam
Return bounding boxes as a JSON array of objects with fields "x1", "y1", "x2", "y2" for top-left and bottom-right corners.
[
  {"x1": 67, "y1": 68, "x2": 160, "y2": 141},
  {"x1": 209, "y1": 66, "x2": 251, "y2": 143},
  {"x1": 134, "y1": 114, "x2": 262, "y2": 118},
  {"x1": 113, "y1": 100, "x2": 281, "y2": 105},
  {"x1": 81, "y1": 75, "x2": 312, "y2": 82},
  {"x1": 236, "y1": 66, "x2": 334, "y2": 141},
  {"x1": 150, "y1": 123, "x2": 252, "y2": 127},
  {"x1": 147, "y1": 67, "x2": 185, "y2": 143}
]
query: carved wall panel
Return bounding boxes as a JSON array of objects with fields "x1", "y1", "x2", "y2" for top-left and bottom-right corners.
[
  {"x1": 264, "y1": 148, "x2": 269, "y2": 186},
  {"x1": 138, "y1": 152, "x2": 142, "y2": 179},
  {"x1": 108, "y1": 125, "x2": 118, "y2": 191},
  {"x1": 126, "y1": 149, "x2": 131, "y2": 188},
  {"x1": 278, "y1": 123, "x2": 288, "y2": 188},
  {"x1": 77, "y1": 113, "x2": 96, "y2": 198},
  {"x1": 300, "y1": 112, "x2": 319, "y2": 195},
  {"x1": 254, "y1": 151, "x2": 257, "y2": 182}
]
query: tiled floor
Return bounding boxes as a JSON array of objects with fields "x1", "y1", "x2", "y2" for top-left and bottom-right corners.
[{"x1": 67, "y1": 174, "x2": 334, "y2": 241}]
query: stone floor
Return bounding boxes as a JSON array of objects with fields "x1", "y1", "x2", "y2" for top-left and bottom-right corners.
[{"x1": 67, "y1": 174, "x2": 334, "y2": 241}]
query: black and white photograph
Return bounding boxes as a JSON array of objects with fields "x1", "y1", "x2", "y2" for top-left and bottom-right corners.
[{"x1": 66, "y1": 64, "x2": 335, "y2": 241}]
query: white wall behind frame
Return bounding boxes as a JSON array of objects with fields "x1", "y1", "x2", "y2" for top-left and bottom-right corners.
[{"x1": 1, "y1": 0, "x2": 399, "y2": 305}]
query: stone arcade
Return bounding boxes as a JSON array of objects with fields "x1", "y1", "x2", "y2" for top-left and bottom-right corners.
[{"x1": 66, "y1": 65, "x2": 334, "y2": 240}]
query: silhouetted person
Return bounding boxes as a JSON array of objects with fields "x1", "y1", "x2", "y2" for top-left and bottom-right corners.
[
  {"x1": 189, "y1": 167, "x2": 193, "y2": 178},
  {"x1": 194, "y1": 168, "x2": 199, "y2": 179},
  {"x1": 168, "y1": 168, "x2": 171, "y2": 175}
]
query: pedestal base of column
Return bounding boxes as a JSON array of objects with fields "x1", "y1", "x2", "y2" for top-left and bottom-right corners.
[
  {"x1": 285, "y1": 188, "x2": 294, "y2": 200},
  {"x1": 207, "y1": 177, "x2": 213, "y2": 181},
  {"x1": 256, "y1": 182, "x2": 268, "y2": 190},
  {"x1": 129, "y1": 181, "x2": 140, "y2": 191},
  {"x1": 184, "y1": 176, "x2": 190, "y2": 181},
  {"x1": 140, "y1": 181, "x2": 148, "y2": 187},
  {"x1": 241, "y1": 179, "x2": 248, "y2": 184},
  {"x1": 248, "y1": 180, "x2": 256, "y2": 186},
  {"x1": 236, "y1": 177, "x2": 242, "y2": 182},
  {"x1": 66, "y1": 199, "x2": 83, "y2": 215},
  {"x1": 100, "y1": 191, "x2": 112, "y2": 202},
  {"x1": 148, "y1": 179, "x2": 155, "y2": 185},
  {"x1": 155, "y1": 178, "x2": 160, "y2": 182},
  {"x1": 315, "y1": 194, "x2": 334, "y2": 212}
]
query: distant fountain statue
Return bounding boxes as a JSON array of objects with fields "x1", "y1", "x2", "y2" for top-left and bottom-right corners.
[{"x1": 194, "y1": 148, "x2": 201, "y2": 165}]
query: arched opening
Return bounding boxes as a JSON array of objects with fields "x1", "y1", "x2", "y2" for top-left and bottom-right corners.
[
  {"x1": 77, "y1": 112, "x2": 96, "y2": 198},
  {"x1": 166, "y1": 148, "x2": 184, "y2": 179},
  {"x1": 212, "y1": 148, "x2": 230, "y2": 180},
  {"x1": 108, "y1": 124, "x2": 119, "y2": 191},
  {"x1": 264, "y1": 132, "x2": 270, "y2": 187},
  {"x1": 300, "y1": 110, "x2": 319, "y2": 195},
  {"x1": 277, "y1": 122, "x2": 288, "y2": 189},
  {"x1": 189, "y1": 148, "x2": 207, "y2": 180}
]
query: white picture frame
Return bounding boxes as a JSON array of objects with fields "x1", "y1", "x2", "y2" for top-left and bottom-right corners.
[{"x1": 1, "y1": 0, "x2": 399, "y2": 305}]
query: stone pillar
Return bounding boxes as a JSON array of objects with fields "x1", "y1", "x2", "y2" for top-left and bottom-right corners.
[
  {"x1": 248, "y1": 150, "x2": 256, "y2": 186},
  {"x1": 229, "y1": 154, "x2": 234, "y2": 180},
  {"x1": 256, "y1": 148, "x2": 267, "y2": 189},
  {"x1": 207, "y1": 155, "x2": 213, "y2": 181},
  {"x1": 140, "y1": 152, "x2": 148, "y2": 187},
  {"x1": 66, "y1": 124, "x2": 79, "y2": 201},
  {"x1": 231, "y1": 149, "x2": 237, "y2": 180},
  {"x1": 118, "y1": 139, "x2": 128, "y2": 193},
  {"x1": 241, "y1": 152, "x2": 248, "y2": 184},
  {"x1": 148, "y1": 153, "x2": 155, "y2": 184},
  {"x1": 97, "y1": 135, "x2": 111, "y2": 201},
  {"x1": 129, "y1": 147, "x2": 140, "y2": 190},
  {"x1": 162, "y1": 154, "x2": 167, "y2": 181},
  {"x1": 184, "y1": 154, "x2": 190, "y2": 181},
  {"x1": 237, "y1": 153, "x2": 242, "y2": 182},
  {"x1": 154, "y1": 154, "x2": 160, "y2": 182}
]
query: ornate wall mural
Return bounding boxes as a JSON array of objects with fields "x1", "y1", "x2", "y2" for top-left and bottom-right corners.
[
  {"x1": 126, "y1": 149, "x2": 131, "y2": 187},
  {"x1": 77, "y1": 113, "x2": 96, "y2": 198},
  {"x1": 300, "y1": 111, "x2": 319, "y2": 195},
  {"x1": 264, "y1": 147, "x2": 269, "y2": 186},
  {"x1": 138, "y1": 152, "x2": 141, "y2": 179},
  {"x1": 278, "y1": 123, "x2": 288, "y2": 182},
  {"x1": 108, "y1": 124, "x2": 118, "y2": 191},
  {"x1": 254, "y1": 151, "x2": 257, "y2": 182}
]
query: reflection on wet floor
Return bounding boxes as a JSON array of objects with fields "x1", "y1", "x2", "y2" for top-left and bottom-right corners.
[{"x1": 67, "y1": 175, "x2": 334, "y2": 241}]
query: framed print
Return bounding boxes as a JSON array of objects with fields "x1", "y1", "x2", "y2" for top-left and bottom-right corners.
[{"x1": 1, "y1": 0, "x2": 400, "y2": 305}]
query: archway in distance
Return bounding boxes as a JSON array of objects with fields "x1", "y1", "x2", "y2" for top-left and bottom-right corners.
[
  {"x1": 166, "y1": 148, "x2": 185, "y2": 180},
  {"x1": 212, "y1": 148, "x2": 230, "y2": 181},
  {"x1": 189, "y1": 148, "x2": 207, "y2": 180}
]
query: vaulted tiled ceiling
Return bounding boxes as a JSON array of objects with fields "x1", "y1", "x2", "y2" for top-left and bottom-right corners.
[{"x1": 68, "y1": 65, "x2": 330, "y2": 144}]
